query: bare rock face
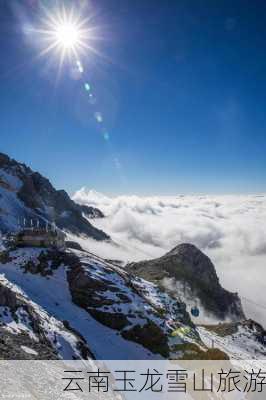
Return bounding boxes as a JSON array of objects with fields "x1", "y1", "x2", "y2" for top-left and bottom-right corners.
[
  {"x1": 0, "y1": 152, "x2": 109, "y2": 240},
  {"x1": 78, "y1": 204, "x2": 104, "y2": 219},
  {"x1": 127, "y1": 243, "x2": 245, "y2": 322}
]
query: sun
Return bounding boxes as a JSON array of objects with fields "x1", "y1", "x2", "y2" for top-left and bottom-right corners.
[
  {"x1": 37, "y1": 5, "x2": 95, "y2": 64},
  {"x1": 54, "y1": 22, "x2": 81, "y2": 50}
]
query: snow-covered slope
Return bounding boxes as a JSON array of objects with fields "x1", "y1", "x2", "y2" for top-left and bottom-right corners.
[
  {"x1": 0, "y1": 244, "x2": 264, "y2": 360},
  {"x1": 0, "y1": 273, "x2": 93, "y2": 359},
  {"x1": 0, "y1": 244, "x2": 203, "y2": 359},
  {"x1": 198, "y1": 321, "x2": 266, "y2": 360}
]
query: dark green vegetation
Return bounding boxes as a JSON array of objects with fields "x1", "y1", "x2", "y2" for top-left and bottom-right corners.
[
  {"x1": 122, "y1": 321, "x2": 169, "y2": 358},
  {"x1": 172, "y1": 342, "x2": 229, "y2": 360}
]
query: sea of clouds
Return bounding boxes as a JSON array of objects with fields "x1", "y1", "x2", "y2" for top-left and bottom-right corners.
[{"x1": 73, "y1": 189, "x2": 266, "y2": 327}]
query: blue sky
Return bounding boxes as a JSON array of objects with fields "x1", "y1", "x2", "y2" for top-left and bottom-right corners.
[{"x1": 0, "y1": 0, "x2": 266, "y2": 195}]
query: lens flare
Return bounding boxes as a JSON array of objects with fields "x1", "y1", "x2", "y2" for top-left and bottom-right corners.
[
  {"x1": 103, "y1": 131, "x2": 110, "y2": 141},
  {"x1": 95, "y1": 112, "x2": 103, "y2": 123},
  {"x1": 76, "y1": 60, "x2": 84, "y2": 73},
  {"x1": 84, "y1": 82, "x2": 90, "y2": 91}
]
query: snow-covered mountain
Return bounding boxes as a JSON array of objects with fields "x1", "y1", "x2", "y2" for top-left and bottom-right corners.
[
  {"x1": 0, "y1": 153, "x2": 108, "y2": 240},
  {"x1": 0, "y1": 152, "x2": 265, "y2": 360}
]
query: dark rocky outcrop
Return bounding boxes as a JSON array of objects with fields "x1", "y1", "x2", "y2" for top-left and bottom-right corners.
[
  {"x1": 66, "y1": 240, "x2": 84, "y2": 251},
  {"x1": 78, "y1": 204, "x2": 104, "y2": 219},
  {"x1": 0, "y1": 328, "x2": 59, "y2": 360},
  {"x1": 127, "y1": 243, "x2": 245, "y2": 321}
]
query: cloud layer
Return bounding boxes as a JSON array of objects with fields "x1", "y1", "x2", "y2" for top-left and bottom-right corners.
[{"x1": 73, "y1": 188, "x2": 266, "y2": 327}]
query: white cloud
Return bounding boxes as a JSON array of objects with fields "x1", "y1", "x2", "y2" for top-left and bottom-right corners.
[{"x1": 73, "y1": 189, "x2": 266, "y2": 327}]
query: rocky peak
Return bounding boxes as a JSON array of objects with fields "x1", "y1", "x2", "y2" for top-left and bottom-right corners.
[
  {"x1": 164, "y1": 243, "x2": 220, "y2": 288},
  {"x1": 0, "y1": 153, "x2": 11, "y2": 166},
  {"x1": 127, "y1": 243, "x2": 245, "y2": 322}
]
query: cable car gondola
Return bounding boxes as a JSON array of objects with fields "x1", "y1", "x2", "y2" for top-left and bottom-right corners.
[{"x1": 191, "y1": 305, "x2": 200, "y2": 318}]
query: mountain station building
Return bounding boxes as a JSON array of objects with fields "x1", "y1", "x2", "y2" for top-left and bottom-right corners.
[{"x1": 11, "y1": 228, "x2": 66, "y2": 250}]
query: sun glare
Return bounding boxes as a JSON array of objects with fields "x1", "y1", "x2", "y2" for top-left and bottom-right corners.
[
  {"x1": 37, "y1": 5, "x2": 95, "y2": 66},
  {"x1": 55, "y1": 22, "x2": 80, "y2": 50}
]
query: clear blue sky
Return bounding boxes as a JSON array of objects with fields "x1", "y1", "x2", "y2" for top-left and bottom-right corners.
[{"x1": 0, "y1": 0, "x2": 266, "y2": 195}]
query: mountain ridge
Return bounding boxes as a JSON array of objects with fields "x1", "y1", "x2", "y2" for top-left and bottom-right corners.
[{"x1": 0, "y1": 152, "x2": 109, "y2": 241}]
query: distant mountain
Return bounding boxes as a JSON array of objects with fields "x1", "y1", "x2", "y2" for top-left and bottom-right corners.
[
  {"x1": 126, "y1": 243, "x2": 245, "y2": 322},
  {"x1": 0, "y1": 152, "x2": 109, "y2": 240}
]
